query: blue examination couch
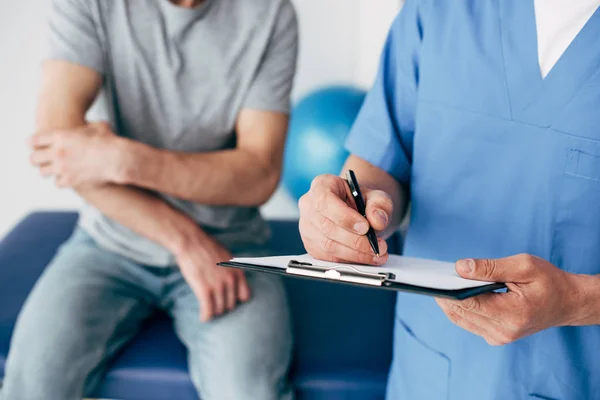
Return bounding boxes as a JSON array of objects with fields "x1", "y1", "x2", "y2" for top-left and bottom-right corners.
[{"x1": 0, "y1": 212, "x2": 398, "y2": 399}]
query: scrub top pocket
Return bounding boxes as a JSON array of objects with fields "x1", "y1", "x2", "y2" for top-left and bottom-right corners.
[
  {"x1": 565, "y1": 149, "x2": 600, "y2": 182},
  {"x1": 552, "y1": 137, "x2": 600, "y2": 274}
]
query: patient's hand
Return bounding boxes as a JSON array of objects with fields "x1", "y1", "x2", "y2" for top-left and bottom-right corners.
[
  {"x1": 175, "y1": 233, "x2": 251, "y2": 322},
  {"x1": 28, "y1": 121, "x2": 126, "y2": 188}
]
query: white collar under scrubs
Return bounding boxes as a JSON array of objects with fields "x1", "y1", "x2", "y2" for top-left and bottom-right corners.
[
  {"x1": 535, "y1": 0, "x2": 600, "y2": 78},
  {"x1": 345, "y1": 0, "x2": 600, "y2": 399}
]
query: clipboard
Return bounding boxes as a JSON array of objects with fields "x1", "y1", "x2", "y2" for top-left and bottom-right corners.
[{"x1": 218, "y1": 255, "x2": 506, "y2": 300}]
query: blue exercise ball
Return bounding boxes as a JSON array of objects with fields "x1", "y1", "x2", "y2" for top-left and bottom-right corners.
[{"x1": 283, "y1": 86, "x2": 366, "y2": 201}]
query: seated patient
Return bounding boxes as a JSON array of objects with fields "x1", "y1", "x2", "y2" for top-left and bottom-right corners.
[{"x1": 1, "y1": 0, "x2": 298, "y2": 399}]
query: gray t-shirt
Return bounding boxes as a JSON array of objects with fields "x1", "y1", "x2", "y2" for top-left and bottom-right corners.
[{"x1": 46, "y1": 0, "x2": 298, "y2": 266}]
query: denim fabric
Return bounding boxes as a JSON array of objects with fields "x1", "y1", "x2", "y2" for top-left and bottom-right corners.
[{"x1": 0, "y1": 229, "x2": 292, "y2": 400}]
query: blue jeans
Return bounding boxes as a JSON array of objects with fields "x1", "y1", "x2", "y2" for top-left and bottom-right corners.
[{"x1": 1, "y1": 229, "x2": 293, "y2": 399}]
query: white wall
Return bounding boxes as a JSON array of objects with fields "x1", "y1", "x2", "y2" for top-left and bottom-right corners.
[
  {"x1": 0, "y1": 0, "x2": 401, "y2": 237},
  {"x1": 291, "y1": 0, "x2": 401, "y2": 98},
  {"x1": 261, "y1": 0, "x2": 401, "y2": 218}
]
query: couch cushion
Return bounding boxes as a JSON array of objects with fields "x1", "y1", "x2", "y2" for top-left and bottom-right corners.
[{"x1": 0, "y1": 213, "x2": 396, "y2": 399}]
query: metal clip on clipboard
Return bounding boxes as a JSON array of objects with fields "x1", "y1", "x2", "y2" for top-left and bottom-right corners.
[{"x1": 287, "y1": 260, "x2": 395, "y2": 287}]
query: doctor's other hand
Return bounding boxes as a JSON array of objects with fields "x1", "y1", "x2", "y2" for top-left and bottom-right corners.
[
  {"x1": 436, "y1": 254, "x2": 593, "y2": 346},
  {"x1": 174, "y1": 232, "x2": 251, "y2": 322},
  {"x1": 298, "y1": 174, "x2": 392, "y2": 265}
]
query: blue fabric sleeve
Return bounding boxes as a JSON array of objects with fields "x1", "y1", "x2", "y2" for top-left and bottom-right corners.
[{"x1": 345, "y1": 0, "x2": 423, "y2": 184}]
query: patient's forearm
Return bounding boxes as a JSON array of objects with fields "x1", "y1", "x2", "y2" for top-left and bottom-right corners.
[
  {"x1": 76, "y1": 184, "x2": 204, "y2": 253},
  {"x1": 34, "y1": 61, "x2": 207, "y2": 254},
  {"x1": 118, "y1": 141, "x2": 279, "y2": 207}
]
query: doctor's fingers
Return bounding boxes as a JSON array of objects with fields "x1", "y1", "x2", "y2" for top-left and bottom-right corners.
[
  {"x1": 300, "y1": 221, "x2": 387, "y2": 265},
  {"x1": 442, "y1": 292, "x2": 510, "y2": 322},
  {"x1": 438, "y1": 303, "x2": 502, "y2": 345},
  {"x1": 437, "y1": 298, "x2": 509, "y2": 345},
  {"x1": 364, "y1": 189, "x2": 394, "y2": 231},
  {"x1": 300, "y1": 216, "x2": 388, "y2": 257},
  {"x1": 300, "y1": 185, "x2": 370, "y2": 235}
]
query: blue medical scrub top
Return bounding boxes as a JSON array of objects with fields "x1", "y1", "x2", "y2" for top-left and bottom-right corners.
[{"x1": 345, "y1": 0, "x2": 600, "y2": 399}]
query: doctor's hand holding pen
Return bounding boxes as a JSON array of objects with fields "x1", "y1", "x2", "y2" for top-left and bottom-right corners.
[
  {"x1": 299, "y1": 155, "x2": 600, "y2": 346},
  {"x1": 298, "y1": 155, "x2": 405, "y2": 266},
  {"x1": 298, "y1": 174, "x2": 391, "y2": 265}
]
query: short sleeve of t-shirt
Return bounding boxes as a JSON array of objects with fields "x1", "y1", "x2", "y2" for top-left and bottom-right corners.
[
  {"x1": 243, "y1": 1, "x2": 298, "y2": 114},
  {"x1": 45, "y1": 0, "x2": 105, "y2": 74},
  {"x1": 344, "y1": 0, "x2": 423, "y2": 184}
]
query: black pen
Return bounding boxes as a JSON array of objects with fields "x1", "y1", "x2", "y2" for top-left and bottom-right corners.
[{"x1": 345, "y1": 169, "x2": 380, "y2": 257}]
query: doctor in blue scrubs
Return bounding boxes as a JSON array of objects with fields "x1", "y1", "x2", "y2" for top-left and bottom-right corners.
[{"x1": 298, "y1": 0, "x2": 600, "y2": 398}]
